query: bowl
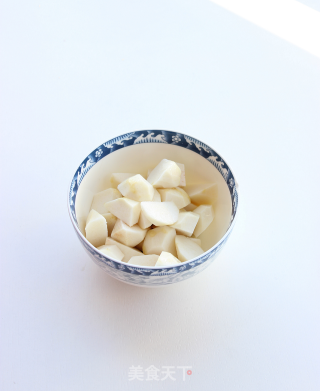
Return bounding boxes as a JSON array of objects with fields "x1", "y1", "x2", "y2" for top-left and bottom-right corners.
[{"x1": 68, "y1": 130, "x2": 239, "y2": 287}]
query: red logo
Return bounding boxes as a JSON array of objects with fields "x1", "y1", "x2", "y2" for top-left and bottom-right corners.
[{"x1": 187, "y1": 370, "x2": 192, "y2": 375}]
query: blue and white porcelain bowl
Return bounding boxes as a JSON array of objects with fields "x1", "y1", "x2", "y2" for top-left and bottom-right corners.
[{"x1": 68, "y1": 130, "x2": 239, "y2": 287}]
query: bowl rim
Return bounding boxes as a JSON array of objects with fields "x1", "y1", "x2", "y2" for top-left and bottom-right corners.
[{"x1": 67, "y1": 129, "x2": 239, "y2": 270}]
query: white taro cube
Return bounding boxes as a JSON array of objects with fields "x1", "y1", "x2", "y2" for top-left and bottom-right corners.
[
  {"x1": 176, "y1": 163, "x2": 186, "y2": 187},
  {"x1": 137, "y1": 189, "x2": 161, "y2": 229},
  {"x1": 143, "y1": 226, "x2": 177, "y2": 256},
  {"x1": 148, "y1": 162, "x2": 186, "y2": 187},
  {"x1": 118, "y1": 174, "x2": 154, "y2": 202},
  {"x1": 97, "y1": 244, "x2": 124, "y2": 261},
  {"x1": 170, "y1": 211, "x2": 200, "y2": 237},
  {"x1": 138, "y1": 210, "x2": 152, "y2": 230},
  {"x1": 105, "y1": 238, "x2": 142, "y2": 263},
  {"x1": 111, "y1": 219, "x2": 147, "y2": 247},
  {"x1": 110, "y1": 173, "x2": 138, "y2": 188},
  {"x1": 85, "y1": 209, "x2": 108, "y2": 247},
  {"x1": 135, "y1": 238, "x2": 145, "y2": 252},
  {"x1": 175, "y1": 235, "x2": 205, "y2": 262},
  {"x1": 102, "y1": 212, "x2": 117, "y2": 234},
  {"x1": 140, "y1": 201, "x2": 179, "y2": 226},
  {"x1": 155, "y1": 251, "x2": 181, "y2": 266},
  {"x1": 90, "y1": 188, "x2": 122, "y2": 214},
  {"x1": 147, "y1": 159, "x2": 181, "y2": 188},
  {"x1": 193, "y1": 205, "x2": 214, "y2": 237},
  {"x1": 135, "y1": 228, "x2": 150, "y2": 251},
  {"x1": 151, "y1": 189, "x2": 161, "y2": 202},
  {"x1": 104, "y1": 197, "x2": 140, "y2": 227},
  {"x1": 185, "y1": 183, "x2": 218, "y2": 205},
  {"x1": 127, "y1": 254, "x2": 159, "y2": 266},
  {"x1": 190, "y1": 238, "x2": 202, "y2": 247},
  {"x1": 158, "y1": 187, "x2": 190, "y2": 209}
]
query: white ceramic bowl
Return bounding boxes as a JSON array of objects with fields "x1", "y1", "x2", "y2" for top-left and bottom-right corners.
[{"x1": 68, "y1": 130, "x2": 239, "y2": 287}]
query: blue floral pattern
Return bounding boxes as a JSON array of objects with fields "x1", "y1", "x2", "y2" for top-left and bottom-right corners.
[
  {"x1": 95, "y1": 148, "x2": 103, "y2": 158},
  {"x1": 68, "y1": 130, "x2": 239, "y2": 286}
]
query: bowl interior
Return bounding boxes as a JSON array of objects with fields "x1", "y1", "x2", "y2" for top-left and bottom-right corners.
[{"x1": 75, "y1": 143, "x2": 232, "y2": 252}]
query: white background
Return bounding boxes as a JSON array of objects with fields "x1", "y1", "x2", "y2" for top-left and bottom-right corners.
[{"x1": 1, "y1": 1, "x2": 319, "y2": 390}]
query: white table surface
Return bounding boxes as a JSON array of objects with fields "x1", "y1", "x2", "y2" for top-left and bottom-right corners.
[{"x1": 1, "y1": 1, "x2": 319, "y2": 390}]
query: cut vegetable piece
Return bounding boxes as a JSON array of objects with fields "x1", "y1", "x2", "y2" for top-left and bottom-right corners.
[
  {"x1": 185, "y1": 183, "x2": 218, "y2": 205},
  {"x1": 111, "y1": 219, "x2": 147, "y2": 247},
  {"x1": 147, "y1": 159, "x2": 181, "y2": 188},
  {"x1": 135, "y1": 229, "x2": 150, "y2": 251},
  {"x1": 97, "y1": 244, "x2": 124, "y2": 261},
  {"x1": 184, "y1": 203, "x2": 197, "y2": 212},
  {"x1": 141, "y1": 202, "x2": 179, "y2": 226},
  {"x1": 138, "y1": 209, "x2": 152, "y2": 229},
  {"x1": 101, "y1": 212, "x2": 117, "y2": 234},
  {"x1": 193, "y1": 205, "x2": 214, "y2": 237},
  {"x1": 170, "y1": 211, "x2": 200, "y2": 237},
  {"x1": 85, "y1": 209, "x2": 108, "y2": 247},
  {"x1": 148, "y1": 162, "x2": 185, "y2": 187},
  {"x1": 176, "y1": 163, "x2": 186, "y2": 187},
  {"x1": 152, "y1": 189, "x2": 161, "y2": 202},
  {"x1": 190, "y1": 238, "x2": 202, "y2": 247},
  {"x1": 158, "y1": 187, "x2": 190, "y2": 209},
  {"x1": 110, "y1": 173, "x2": 137, "y2": 188},
  {"x1": 105, "y1": 238, "x2": 142, "y2": 263},
  {"x1": 155, "y1": 251, "x2": 181, "y2": 266},
  {"x1": 128, "y1": 254, "x2": 159, "y2": 266},
  {"x1": 118, "y1": 174, "x2": 154, "y2": 202},
  {"x1": 143, "y1": 226, "x2": 177, "y2": 256},
  {"x1": 175, "y1": 235, "x2": 205, "y2": 262},
  {"x1": 104, "y1": 197, "x2": 140, "y2": 227},
  {"x1": 90, "y1": 188, "x2": 122, "y2": 214}
]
